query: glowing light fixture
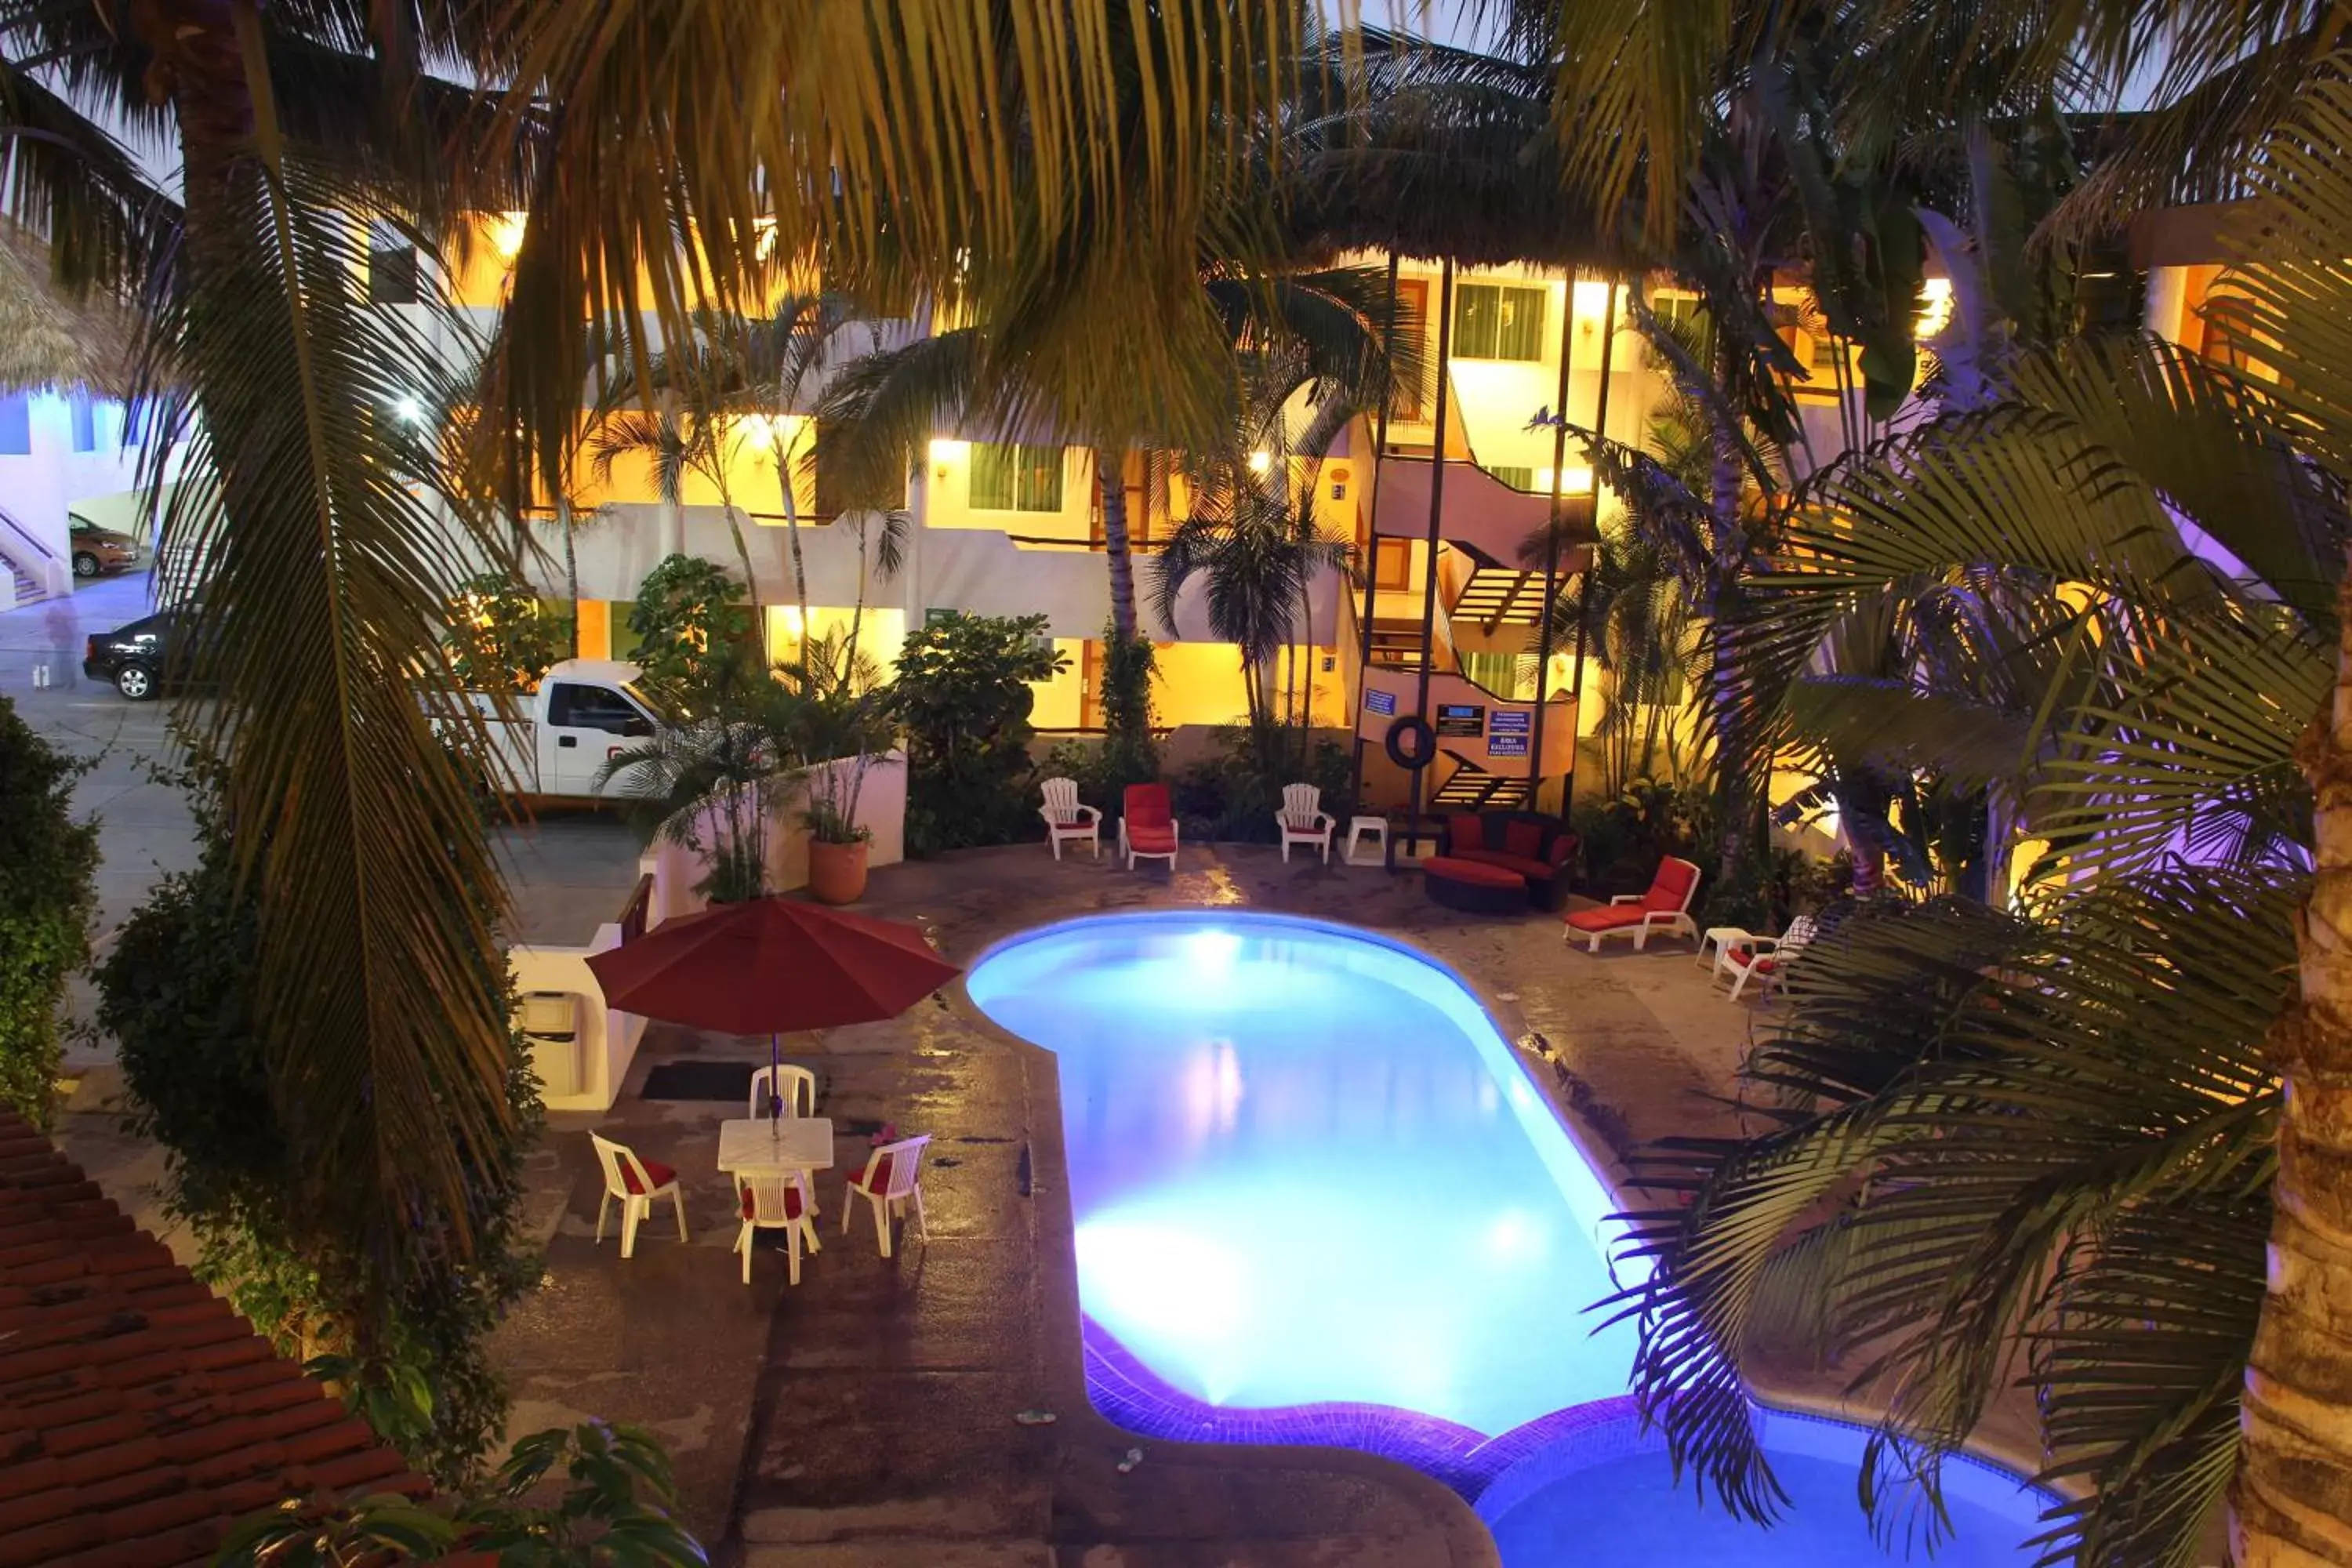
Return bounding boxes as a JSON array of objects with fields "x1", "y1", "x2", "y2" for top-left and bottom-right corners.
[
  {"x1": 1570, "y1": 280, "x2": 1610, "y2": 321},
  {"x1": 1247, "y1": 450, "x2": 1273, "y2": 474},
  {"x1": 1537, "y1": 465, "x2": 1595, "y2": 495},
  {"x1": 739, "y1": 414, "x2": 779, "y2": 451},
  {"x1": 486, "y1": 212, "x2": 527, "y2": 262},
  {"x1": 928, "y1": 436, "x2": 967, "y2": 481},
  {"x1": 391, "y1": 394, "x2": 426, "y2": 425},
  {"x1": 1915, "y1": 277, "x2": 1955, "y2": 339}
]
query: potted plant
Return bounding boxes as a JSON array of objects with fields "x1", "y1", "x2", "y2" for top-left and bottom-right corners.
[{"x1": 782, "y1": 630, "x2": 898, "y2": 905}]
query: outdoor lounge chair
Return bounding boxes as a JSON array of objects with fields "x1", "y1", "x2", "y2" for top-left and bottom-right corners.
[
  {"x1": 1275, "y1": 782, "x2": 1336, "y2": 863},
  {"x1": 1120, "y1": 784, "x2": 1181, "y2": 870},
  {"x1": 1719, "y1": 914, "x2": 1817, "y2": 1001},
  {"x1": 1039, "y1": 776, "x2": 1102, "y2": 860},
  {"x1": 843, "y1": 1134, "x2": 932, "y2": 1258},
  {"x1": 590, "y1": 1132, "x2": 688, "y2": 1259},
  {"x1": 1563, "y1": 856, "x2": 1703, "y2": 953},
  {"x1": 732, "y1": 1171, "x2": 821, "y2": 1286}
]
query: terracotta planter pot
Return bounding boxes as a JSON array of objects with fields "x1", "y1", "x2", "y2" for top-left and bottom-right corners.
[{"x1": 808, "y1": 838, "x2": 869, "y2": 905}]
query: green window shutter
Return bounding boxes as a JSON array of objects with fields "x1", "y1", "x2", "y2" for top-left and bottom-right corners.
[
  {"x1": 1489, "y1": 465, "x2": 1534, "y2": 492},
  {"x1": 971, "y1": 442, "x2": 1063, "y2": 511},
  {"x1": 1452, "y1": 283, "x2": 1545, "y2": 361},
  {"x1": 1454, "y1": 284, "x2": 1499, "y2": 358}
]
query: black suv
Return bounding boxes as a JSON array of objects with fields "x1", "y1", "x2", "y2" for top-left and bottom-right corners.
[{"x1": 83, "y1": 608, "x2": 203, "y2": 700}]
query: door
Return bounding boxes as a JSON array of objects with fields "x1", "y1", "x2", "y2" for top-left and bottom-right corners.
[
  {"x1": 543, "y1": 681, "x2": 655, "y2": 796},
  {"x1": 1080, "y1": 639, "x2": 1104, "y2": 731}
]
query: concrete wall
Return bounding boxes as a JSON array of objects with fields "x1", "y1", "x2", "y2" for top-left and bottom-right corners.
[{"x1": 0, "y1": 394, "x2": 158, "y2": 599}]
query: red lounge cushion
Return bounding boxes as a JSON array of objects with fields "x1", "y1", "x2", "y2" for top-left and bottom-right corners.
[
  {"x1": 742, "y1": 1182, "x2": 806, "y2": 1221},
  {"x1": 1127, "y1": 825, "x2": 1178, "y2": 852},
  {"x1": 1725, "y1": 949, "x2": 1777, "y2": 974},
  {"x1": 1123, "y1": 786, "x2": 1173, "y2": 829},
  {"x1": 1643, "y1": 858, "x2": 1699, "y2": 913},
  {"x1": 1425, "y1": 855, "x2": 1526, "y2": 890},
  {"x1": 1454, "y1": 849, "x2": 1552, "y2": 880},
  {"x1": 1501, "y1": 818, "x2": 1547, "y2": 859},
  {"x1": 621, "y1": 1157, "x2": 676, "y2": 1195},
  {"x1": 1566, "y1": 906, "x2": 1649, "y2": 931}
]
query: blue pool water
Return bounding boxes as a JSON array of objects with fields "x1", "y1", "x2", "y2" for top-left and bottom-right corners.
[
  {"x1": 967, "y1": 913, "x2": 1640, "y2": 1436},
  {"x1": 966, "y1": 913, "x2": 2051, "y2": 1563}
]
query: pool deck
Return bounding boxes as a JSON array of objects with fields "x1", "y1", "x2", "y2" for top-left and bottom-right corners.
[
  {"x1": 49, "y1": 838, "x2": 2036, "y2": 1564},
  {"x1": 484, "y1": 840, "x2": 1773, "y2": 1566}
]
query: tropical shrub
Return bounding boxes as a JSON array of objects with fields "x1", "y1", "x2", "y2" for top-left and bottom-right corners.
[
  {"x1": 216, "y1": 1419, "x2": 706, "y2": 1566},
  {"x1": 443, "y1": 572, "x2": 574, "y2": 691},
  {"x1": 1170, "y1": 724, "x2": 1352, "y2": 843},
  {"x1": 1097, "y1": 625, "x2": 1160, "y2": 796},
  {"x1": 894, "y1": 612, "x2": 1068, "y2": 855},
  {"x1": 626, "y1": 554, "x2": 755, "y2": 698},
  {"x1": 0, "y1": 695, "x2": 98, "y2": 1126},
  {"x1": 98, "y1": 753, "x2": 542, "y2": 1485}
]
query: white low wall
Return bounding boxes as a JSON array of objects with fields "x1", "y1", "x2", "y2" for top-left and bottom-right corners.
[
  {"x1": 646, "y1": 748, "x2": 909, "y2": 923},
  {"x1": 510, "y1": 922, "x2": 648, "y2": 1113}
]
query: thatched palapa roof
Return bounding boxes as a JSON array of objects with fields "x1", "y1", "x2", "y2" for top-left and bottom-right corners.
[{"x1": 0, "y1": 221, "x2": 138, "y2": 398}]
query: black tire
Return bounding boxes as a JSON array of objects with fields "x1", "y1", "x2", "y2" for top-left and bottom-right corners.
[
  {"x1": 72, "y1": 552, "x2": 100, "y2": 578},
  {"x1": 1384, "y1": 714, "x2": 1438, "y2": 771},
  {"x1": 115, "y1": 662, "x2": 158, "y2": 701}
]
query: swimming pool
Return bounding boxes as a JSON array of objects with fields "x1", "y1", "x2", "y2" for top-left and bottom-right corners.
[{"x1": 966, "y1": 911, "x2": 2050, "y2": 1561}]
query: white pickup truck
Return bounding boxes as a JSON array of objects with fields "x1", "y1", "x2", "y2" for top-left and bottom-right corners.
[{"x1": 462, "y1": 659, "x2": 670, "y2": 801}]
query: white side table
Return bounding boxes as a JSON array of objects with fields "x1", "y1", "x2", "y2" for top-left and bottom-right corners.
[{"x1": 1345, "y1": 815, "x2": 1389, "y2": 866}]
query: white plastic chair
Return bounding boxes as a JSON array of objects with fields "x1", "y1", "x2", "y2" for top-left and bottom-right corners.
[
  {"x1": 1273, "y1": 782, "x2": 1336, "y2": 864},
  {"x1": 748, "y1": 1064, "x2": 817, "y2": 1120},
  {"x1": 590, "y1": 1132, "x2": 688, "y2": 1259},
  {"x1": 1719, "y1": 914, "x2": 1818, "y2": 1001},
  {"x1": 731, "y1": 1171, "x2": 821, "y2": 1285},
  {"x1": 1038, "y1": 777, "x2": 1102, "y2": 860},
  {"x1": 842, "y1": 1134, "x2": 931, "y2": 1258}
]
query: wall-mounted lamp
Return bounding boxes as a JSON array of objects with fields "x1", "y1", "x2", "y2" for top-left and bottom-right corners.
[
  {"x1": 1247, "y1": 449, "x2": 1273, "y2": 474},
  {"x1": 927, "y1": 437, "x2": 967, "y2": 481}
]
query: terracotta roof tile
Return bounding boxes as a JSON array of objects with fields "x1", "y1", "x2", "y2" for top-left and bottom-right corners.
[{"x1": 0, "y1": 1106, "x2": 429, "y2": 1568}]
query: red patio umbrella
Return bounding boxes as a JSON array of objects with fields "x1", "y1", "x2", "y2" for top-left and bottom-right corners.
[{"x1": 586, "y1": 898, "x2": 961, "y2": 1113}]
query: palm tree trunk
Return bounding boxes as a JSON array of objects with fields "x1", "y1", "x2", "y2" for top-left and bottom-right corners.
[
  {"x1": 776, "y1": 438, "x2": 811, "y2": 634},
  {"x1": 2235, "y1": 573, "x2": 2352, "y2": 1565},
  {"x1": 1098, "y1": 448, "x2": 1138, "y2": 642},
  {"x1": 1710, "y1": 335, "x2": 1748, "y2": 884},
  {"x1": 555, "y1": 496, "x2": 581, "y2": 646}
]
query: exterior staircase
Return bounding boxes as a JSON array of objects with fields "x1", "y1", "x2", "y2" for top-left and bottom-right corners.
[
  {"x1": 5, "y1": 557, "x2": 38, "y2": 608},
  {"x1": 1446, "y1": 545, "x2": 1548, "y2": 633},
  {"x1": 1428, "y1": 753, "x2": 1535, "y2": 811},
  {"x1": 1367, "y1": 622, "x2": 1429, "y2": 670}
]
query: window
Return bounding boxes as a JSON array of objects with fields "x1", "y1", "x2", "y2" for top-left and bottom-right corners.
[
  {"x1": 0, "y1": 394, "x2": 28, "y2": 456},
  {"x1": 70, "y1": 395, "x2": 98, "y2": 453},
  {"x1": 1653, "y1": 292, "x2": 1715, "y2": 366},
  {"x1": 1392, "y1": 278, "x2": 1429, "y2": 423},
  {"x1": 1373, "y1": 537, "x2": 1413, "y2": 590},
  {"x1": 546, "y1": 682, "x2": 652, "y2": 737},
  {"x1": 1452, "y1": 282, "x2": 1547, "y2": 361},
  {"x1": 970, "y1": 442, "x2": 1065, "y2": 512},
  {"x1": 1488, "y1": 465, "x2": 1535, "y2": 492},
  {"x1": 368, "y1": 220, "x2": 419, "y2": 305}
]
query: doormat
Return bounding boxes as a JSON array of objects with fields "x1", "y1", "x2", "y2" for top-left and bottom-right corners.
[{"x1": 639, "y1": 1061, "x2": 766, "y2": 1102}]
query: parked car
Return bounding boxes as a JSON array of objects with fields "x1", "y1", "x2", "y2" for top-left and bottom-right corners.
[
  {"x1": 68, "y1": 517, "x2": 140, "y2": 578},
  {"x1": 82, "y1": 608, "x2": 203, "y2": 700}
]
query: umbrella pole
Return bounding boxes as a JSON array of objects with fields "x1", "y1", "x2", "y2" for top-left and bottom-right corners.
[{"x1": 769, "y1": 1032, "x2": 782, "y2": 1126}]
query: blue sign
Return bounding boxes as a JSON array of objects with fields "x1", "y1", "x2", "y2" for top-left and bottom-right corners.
[
  {"x1": 1488, "y1": 733, "x2": 1530, "y2": 757},
  {"x1": 1488, "y1": 708, "x2": 1530, "y2": 757},
  {"x1": 1366, "y1": 689, "x2": 1397, "y2": 717}
]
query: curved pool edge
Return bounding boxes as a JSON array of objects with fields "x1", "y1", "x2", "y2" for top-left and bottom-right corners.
[{"x1": 952, "y1": 920, "x2": 1505, "y2": 1568}]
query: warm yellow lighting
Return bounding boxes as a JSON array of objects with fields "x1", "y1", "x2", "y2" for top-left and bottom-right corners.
[
  {"x1": 928, "y1": 437, "x2": 967, "y2": 465},
  {"x1": 1571, "y1": 280, "x2": 1610, "y2": 320},
  {"x1": 1541, "y1": 465, "x2": 1593, "y2": 495},
  {"x1": 1915, "y1": 277, "x2": 1955, "y2": 339},
  {"x1": 1247, "y1": 450, "x2": 1273, "y2": 474},
  {"x1": 738, "y1": 414, "x2": 779, "y2": 452},
  {"x1": 771, "y1": 605, "x2": 804, "y2": 637},
  {"x1": 486, "y1": 212, "x2": 527, "y2": 262}
]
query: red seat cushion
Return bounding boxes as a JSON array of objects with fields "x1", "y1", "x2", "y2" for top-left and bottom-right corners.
[
  {"x1": 851, "y1": 1152, "x2": 896, "y2": 1196},
  {"x1": 1501, "y1": 818, "x2": 1547, "y2": 859},
  {"x1": 1425, "y1": 855, "x2": 1526, "y2": 890},
  {"x1": 1643, "y1": 858, "x2": 1699, "y2": 913},
  {"x1": 1443, "y1": 813, "x2": 1484, "y2": 855},
  {"x1": 1725, "y1": 949, "x2": 1777, "y2": 974},
  {"x1": 1565, "y1": 905, "x2": 1649, "y2": 931},
  {"x1": 621, "y1": 1157, "x2": 676, "y2": 1195},
  {"x1": 742, "y1": 1181, "x2": 806, "y2": 1221},
  {"x1": 1127, "y1": 825, "x2": 1178, "y2": 853},
  {"x1": 1123, "y1": 785, "x2": 1173, "y2": 829},
  {"x1": 1454, "y1": 848, "x2": 1552, "y2": 880}
]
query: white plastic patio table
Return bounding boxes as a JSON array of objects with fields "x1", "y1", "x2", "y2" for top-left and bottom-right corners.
[{"x1": 716, "y1": 1116, "x2": 836, "y2": 1176}]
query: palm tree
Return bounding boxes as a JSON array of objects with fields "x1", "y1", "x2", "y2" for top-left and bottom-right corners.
[
  {"x1": 0, "y1": 0, "x2": 1319, "y2": 1417},
  {"x1": 1608, "y1": 55, "x2": 2352, "y2": 1559}
]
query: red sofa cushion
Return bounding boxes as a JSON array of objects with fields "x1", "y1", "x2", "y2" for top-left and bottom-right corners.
[
  {"x1": 1424, "y1": 855, "x2": 1526, "y2": 891},
  {"x1": 1454, "y1": 848, "x2": 1555, "y2": 880},
  {"x1": 621, "y1": 1157, "x2": 676, "y2": 1195},
  {"x1": 1565, "y1": 905, "x2": 1648, "y2": 932},
  {"x1": 1501, "y1": 818, "x2": 1547, "y2": 859}
]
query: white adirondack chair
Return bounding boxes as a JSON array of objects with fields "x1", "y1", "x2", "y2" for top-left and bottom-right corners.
[
  {"x1": 1274, "y1": 782, "x2": 1336, "y2": 864},
  {"x1": 1038, "y1": 777, "x2": 1102, "y2": 860}
]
